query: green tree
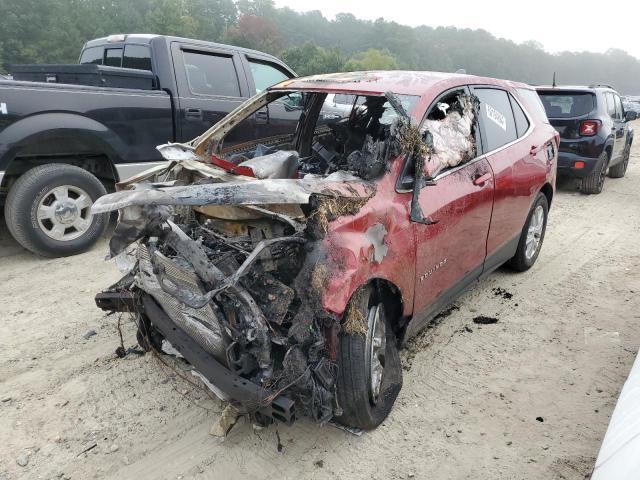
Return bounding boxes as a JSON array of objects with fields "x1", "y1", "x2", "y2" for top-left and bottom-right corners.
[
  {"x1": 344, "y1": 49, "x2": 398, "y2": 71},
  {"x1": 281, "y1": 43, "x2": 345, "y2": 76},
  {"x1": 223, "y1": 14, "x2": 282, "y2": 55}
]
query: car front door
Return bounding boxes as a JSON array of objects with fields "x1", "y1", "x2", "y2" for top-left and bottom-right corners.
[
  {"x1": 171, "y1": 43, "x2": 253, "y2": 144},
  {"x1": 406, "y1": 87, "x2": 495, "y2": 337}
]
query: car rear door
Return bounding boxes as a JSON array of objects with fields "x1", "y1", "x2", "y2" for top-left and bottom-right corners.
[
  {"x1": 170, "y1": 42, "x2": 253, "y2": 144},
  {"x1": 612, "y1": 93, "x2": 627, "y2": 161},
  {"x1": 472, "y1": 86, "x2": 550, "y2": 271},
  {"x1": 408, "y1": 87, "x2": 494, "y2": 334}
]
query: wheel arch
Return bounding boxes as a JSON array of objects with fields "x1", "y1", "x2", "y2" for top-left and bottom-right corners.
[{"x1": 540, "y1": 182, "x2": 554, "y2": 208}]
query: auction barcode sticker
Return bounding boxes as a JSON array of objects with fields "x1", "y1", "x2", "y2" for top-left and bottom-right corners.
[{"x1": 486, "y1": 103, "x2": 506, "y2": 131}]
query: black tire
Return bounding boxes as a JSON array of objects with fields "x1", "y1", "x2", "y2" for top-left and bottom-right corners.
[
  {"x1": 608, "y1": 142, "x2": 631, "y2": 178},
  {"x1": 336, "y1": 285, "x2": 402, "y2": 430},
  {"x1": 581, "y1": 151, "x2": 609, "y2": 194},
  {"x1": 508, "y1": 192, "x2": 549, "y2": 272},
  {"x1": 4, "y1": 164, "x2": 108, "y2": 257}
]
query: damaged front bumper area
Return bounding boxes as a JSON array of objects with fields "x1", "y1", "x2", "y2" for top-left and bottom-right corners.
[{"x1": 94, "y1": 159, "x2": 374, "y2": 426}]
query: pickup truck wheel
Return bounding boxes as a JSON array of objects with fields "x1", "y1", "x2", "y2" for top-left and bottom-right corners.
[
  {"x1": 508, "y1": 192, "x2": 548, "y2": 272},
  {"x1": 336, "y1": 286, "x2": 402, "y2": 430},
  {"x1": 4, "y1": 164, "x2": 108, "y2": 257},
  {"x1": 581, "y1": 151, "x2": 609, "y2": 194},
  {"x1": 608, "y1": 142, "x2": 631, "y2": 178}
]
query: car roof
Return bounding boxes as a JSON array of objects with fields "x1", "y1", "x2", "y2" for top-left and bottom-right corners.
[
  {"x1": 84, "y1": 34, "x2": 283, "y2": 61},
  {"x1": 271, "y1": 70, "x2": 531, "y2": 97}
]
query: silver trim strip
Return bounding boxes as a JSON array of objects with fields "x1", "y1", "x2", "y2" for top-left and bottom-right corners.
[
  {"x1": 0, "y1": 171, "x2": 5, "y2": 187},
  {"x1": 115, "y1": 162, "x2": 169, "y2": 182}
]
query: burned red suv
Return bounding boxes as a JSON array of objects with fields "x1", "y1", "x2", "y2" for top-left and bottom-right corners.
[{"x1": 94, "y1": 71, "x2": 558, "y2": 431}]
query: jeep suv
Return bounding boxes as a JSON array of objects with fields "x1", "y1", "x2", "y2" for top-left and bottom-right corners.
[
  {"x1": 95, "y1": 71, "x2": 558, "y2": 430},
  {"x1": 536, "y1": 85, "x2": 636, "y2": 194}
]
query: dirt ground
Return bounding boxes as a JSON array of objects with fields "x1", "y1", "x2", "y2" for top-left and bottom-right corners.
[{"x1": 2, "y1": 124, "x2": 640, "y2": 480}]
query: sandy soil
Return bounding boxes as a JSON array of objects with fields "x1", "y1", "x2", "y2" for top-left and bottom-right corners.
[{"x1": 2, "y1": 124, "x2": 640, "y2": 480}]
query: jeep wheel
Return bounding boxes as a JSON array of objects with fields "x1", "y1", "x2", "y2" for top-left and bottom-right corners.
[
  {"x1": 508, "y1": 192, "x2": 549, "y2": 272},
  {"x1": 4, "y1": 164, "x2": 108, "y2": 257},
  {"x1": 608, "y1": 142, "x2": 631, "y2": 178},
  {"x1": 581, "y1": 151, "x2": 609, "y2": 194},
  {"x1": 336, "y1": 285, "x2": 402, "y2": 430}
]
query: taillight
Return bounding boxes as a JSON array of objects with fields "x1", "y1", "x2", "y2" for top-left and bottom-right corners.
[{"x1": 579, "y1": 120, "x2": 600, "y2": 136}]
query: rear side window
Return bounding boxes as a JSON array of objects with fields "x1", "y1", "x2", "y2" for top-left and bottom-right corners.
[
  {"x1": 123, "y1": 45, "x2": 152, "y2": 71},
  {"x1": 614, "y1": 94, "x2": 623, "y2": 120},
  {"x1": 538, "y1": 92, "x2": 594, "y2": 118},
  {"x1": 474, "y1": 88, "x2": 517, "y2": 152},
  {"x1": 248, "y1": 60, "x2": 290, "y2": 93},
  {"x1": 509, "y1": 94, "x2": 530, "y2": 137},
  {"x1": 183, "y1": 50, "x2": 241, "y2": 97},
  {"x1": 104, "y1": 48, "x2": 123, "y2": 67},
  {"x1": 604, "y1": 92, "x2": 616, "y2": 117},
  {"x1": 518, "y1": 88, "x2": 549, "y2": 123},
  {"x1": 80, "y1": 46, "x2": 104, "y2": 65}
]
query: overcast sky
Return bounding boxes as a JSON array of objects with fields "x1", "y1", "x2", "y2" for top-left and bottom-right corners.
[{"x1": 273, "y1": 0, "x2": 640, "y2": 59}]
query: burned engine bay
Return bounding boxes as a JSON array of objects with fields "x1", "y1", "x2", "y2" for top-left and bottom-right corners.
[{"x1": 94, "y1": 88, "x2": 479, "y2": 427}]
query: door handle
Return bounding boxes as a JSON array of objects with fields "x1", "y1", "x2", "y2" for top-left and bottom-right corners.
[
  {"x1": 530, "y1": 144, "x2": 542, "y2": 155},
  {"x1": 185, "y1": 108, "x2": 202, "y2": 119},
  {"x1": 473, "y1": 173, "x2": 492, "y2": 186}
]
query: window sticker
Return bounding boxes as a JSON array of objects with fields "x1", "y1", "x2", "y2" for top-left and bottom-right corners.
[{"x1": 486, "y1": 103, "x2": 506, "y2": 131}]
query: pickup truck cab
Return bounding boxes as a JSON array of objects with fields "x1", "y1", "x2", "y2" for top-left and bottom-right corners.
[
  {"x1": 0, "y1": 34, "x2": 296, "y2": 256},
  {"x1": 536, "y1": 85, "x2": 636, "y2": 194}
]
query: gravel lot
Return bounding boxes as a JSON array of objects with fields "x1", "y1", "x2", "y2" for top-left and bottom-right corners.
[{"x1": 2, "y1": 124, "x2": 640, "y2": 480}]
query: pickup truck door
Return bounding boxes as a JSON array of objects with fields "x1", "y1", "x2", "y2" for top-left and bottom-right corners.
[
  {"x1": 241, "y1": 55, "x2": 300, "y2": 141},
  {"x1": 170, "y1": 43, "x2": 254, "y2": 144},
  {"x1": 407, "y1": 86, "x2": 494, "y2": 336}
]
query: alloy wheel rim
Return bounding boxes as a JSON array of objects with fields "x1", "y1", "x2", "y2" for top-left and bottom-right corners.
[
  {"x1": 36, "y1": 185, "x2": 93, "y2": 241},
  {"x1": 525, "y1": 205, "x2": 544, "y2": 261},
  {"x1": 366, "y1": 303, "x2": 386, "y2": 404}
]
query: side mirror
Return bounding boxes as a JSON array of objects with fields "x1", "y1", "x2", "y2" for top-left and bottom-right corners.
[{"x1": 625, "y1": 111, "x2": 638, "y2": 122}]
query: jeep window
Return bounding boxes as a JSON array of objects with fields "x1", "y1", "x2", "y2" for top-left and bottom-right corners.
[
  {"x1": 104, "y1": 48, "x2": 123, "y2": 67},
  {"x1": 538, "y1": 92, "x2": 594, "y2": 118},
  {"x1": 183, "y1": 50, "x2": 241, "y2": 97},
  {"x1": 614, "y1": 94, "x2": 624, "y2": 120},
  {"x1": 475, "y1": 88, "x2": 517, "y2": 152},
  {"x1": 79, "y1": 46, "x2": 103, "y2": 65},
  {"x1": 249, "y1": 60, "x2": 290, "y2": 93},
  {"x1": 123, "y1": 45, "x2": 152, "y2": 71},
  {"x1": 509, "y1": 94, "x2": 530, "y2": 138},
  {"x1": 604, "y1": 92, "x2": 616, "y2": 118}
]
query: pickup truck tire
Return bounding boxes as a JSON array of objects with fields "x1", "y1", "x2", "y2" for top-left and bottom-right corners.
[
  {"x1": 508, "y1": 192, "x2": 548, "y2": 272},
  {"x1": 581, "y1": 151, "x2": 609, "y2": 194},
  {"x1": 336, "y1": 285, "x2": 402, "y2": 430},
  {"x1": 4, "y1": 164, "x2": 108, "y2": 257},
  {"x1": 608, "y1": 142, "x2": 631, "y2": 178}
]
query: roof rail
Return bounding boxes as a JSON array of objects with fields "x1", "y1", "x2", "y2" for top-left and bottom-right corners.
[{"x1": 589, "y1": 84, "x2": 615, "y2": 89}]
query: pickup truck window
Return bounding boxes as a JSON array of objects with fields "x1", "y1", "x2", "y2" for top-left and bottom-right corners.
[
  {"x1": 80, "y1": 46, "x2": 103, "y2": 65},
  {"x1": 248, "y1": 60, "x2": 289, "y2": 93},
  {"x1": 105, "y1": 48, "x2": 123, "y2": 67},
  {"x1": 123, "y1": 45, "x2": 152, "y2": 71},
  {"x1": 183, "y1": 50, "x2": 241, "y2": 97}
]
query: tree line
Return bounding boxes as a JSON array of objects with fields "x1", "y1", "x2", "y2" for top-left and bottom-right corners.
[{"x1": 1, "y1": 0, "x2": 639, "y2": 94}]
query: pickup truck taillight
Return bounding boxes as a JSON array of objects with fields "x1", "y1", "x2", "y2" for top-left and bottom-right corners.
[{"x1": 579, "y1": 120, "x2": 600, "y2": 136}]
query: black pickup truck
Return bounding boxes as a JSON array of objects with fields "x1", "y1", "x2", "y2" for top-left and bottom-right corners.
[{"x1": 0, "y1": 34, "x2": 297, "y2": 256}]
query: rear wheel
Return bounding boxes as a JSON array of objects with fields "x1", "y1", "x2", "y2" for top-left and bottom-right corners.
[
  {"x1": 508, "y1": 192, "x2": 549, "y2": 272},
  {"x1": 581, "y1": 151, "x2": 609, "y2": 194},
  {"x1": 336, "y1": 285, "x2": 402, "y2": 430},
  {"x1": 608, "y1": 142, "x2": 631, "y2": 178},
  {"x1": 4, "y1": 164, "x2": 108, "y2": 257}
]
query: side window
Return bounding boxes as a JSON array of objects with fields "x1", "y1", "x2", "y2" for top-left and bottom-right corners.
[
  {"x1": 614, "y1": 94, "x2": 624, "y2": 120},
  {"x1": 248, "y1": 60, "x2": 290, "y2": 93},
  {"x1": 104, "y1": 48, "x2": 123, "y2": 67},
  {"x1": 123, "y1": 45, "x2": 152, "y2": 71},
  {"x1": 79, "y1": 46, "x2": 104, "y2": 65},
  {"x1": 509, "y1": 93, "x2": 530, "y2": 138},
  {"x1": 474, "y1": 88, "x2": 517, "y2": 152},
  {"x1": 605, "y1": 92, "x2": 616, "y2": 118},
  {"x1": 183, "y1": 50, "x2": 241, "y2": 97}
]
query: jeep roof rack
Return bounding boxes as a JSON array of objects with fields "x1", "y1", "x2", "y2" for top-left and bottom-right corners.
[{"x1": 589, "y1": 84, "x2": 615, "y2": 89}]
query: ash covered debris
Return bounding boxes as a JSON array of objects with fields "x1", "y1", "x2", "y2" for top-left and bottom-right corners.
[{"x1": 94, "y1": 85, "x2": 428, "y2": 427}]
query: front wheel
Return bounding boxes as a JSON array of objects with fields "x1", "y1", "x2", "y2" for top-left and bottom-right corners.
[
  {"x1": 4, "y1": 164, "x2": 108, "y2": 257},
  {"x1": 508, "y1": 192, "x2": 549, "y2": 272},
  {"x1": 335, "y1": 286, "x2": 402, "y2": 430}
]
